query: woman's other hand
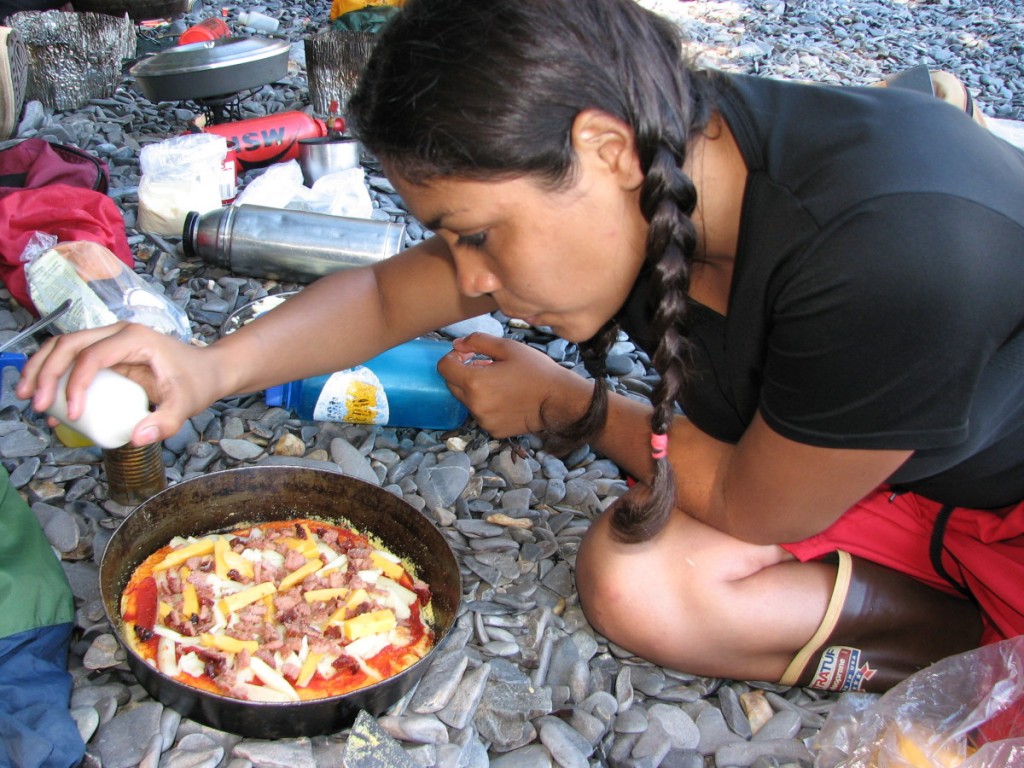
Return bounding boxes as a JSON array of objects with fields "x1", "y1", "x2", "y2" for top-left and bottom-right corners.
[{"x1": 438, "y1": 332, "x2": 592, "y2": 439}]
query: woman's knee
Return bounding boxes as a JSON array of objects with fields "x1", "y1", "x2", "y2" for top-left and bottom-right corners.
[
  {"x1": 575, "y1": 508, "x2": 751, "y2": 666},
  {"x1": 575, "y1": 507, "x2": 828, "y2": 678}
]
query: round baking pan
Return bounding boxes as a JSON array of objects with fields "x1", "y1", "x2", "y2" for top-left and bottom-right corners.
[{"x1": 99, "y1": 465, "x2": 462, "y2": 738}]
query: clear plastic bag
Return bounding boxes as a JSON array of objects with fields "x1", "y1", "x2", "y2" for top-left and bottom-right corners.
[
  {"x1": 137, "y1": 133, "x2": 227, "y2": 236},
  {"x1": 811, "y1": 636, "x2": 1024, "y2": 767},
  {"x1": 23, "y1": 233, "x2": 192, "y2": 342}
]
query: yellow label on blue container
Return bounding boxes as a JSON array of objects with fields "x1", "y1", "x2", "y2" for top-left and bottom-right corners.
[{"x1": 312, "y1": 366, "x2": 390, "y2": 424}]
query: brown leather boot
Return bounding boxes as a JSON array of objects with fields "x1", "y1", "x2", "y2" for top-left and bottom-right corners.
[{"x1": 778, "y1": 550, "x2": 983, "y2": 692}]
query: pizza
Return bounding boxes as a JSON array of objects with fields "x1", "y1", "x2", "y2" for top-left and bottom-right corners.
[{"x1": 119, "y1": 518, "x2": 435, "y2": 702}]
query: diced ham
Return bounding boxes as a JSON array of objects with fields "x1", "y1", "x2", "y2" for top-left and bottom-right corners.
[
  {"x1": 255, "y1": 649, "x2": 276, "y2": 667},
  {"x1": 281, "y1": 660, "x2": 301, "y2": 681},
  {"x1": 412, "y1": 579, "x2": 431, "y2": 605},
  {"x1": 332, "y1": 654, "x2": 361, "y2": 675},
  {"x1": 283, "y1": 548, "x2": 307, "y2": 572},
  {"x1": 276, "y1": 593, "x2": 300, "y2": 613}
]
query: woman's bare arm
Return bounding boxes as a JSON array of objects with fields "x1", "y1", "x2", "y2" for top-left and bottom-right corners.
[{"x1": 18, "y1": 237, "x2": 496, "y2": 444}]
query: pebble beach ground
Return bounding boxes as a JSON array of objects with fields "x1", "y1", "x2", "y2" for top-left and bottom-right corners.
[{"x1": 1, "y1": 0, "x2": 1022, "y2": 766}]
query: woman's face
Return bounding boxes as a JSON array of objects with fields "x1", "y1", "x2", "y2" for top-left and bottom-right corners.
[{"x1": 389, "y1": 161, "x2": 648, "y2": 343}]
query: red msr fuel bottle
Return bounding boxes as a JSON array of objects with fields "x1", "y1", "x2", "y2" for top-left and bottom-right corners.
[
  {"x1": 178, "y1": 17, "x2": 231, "y2": 45},
  {"x1": 202, "y1": 112, "x2": 329, "y2": 173}
]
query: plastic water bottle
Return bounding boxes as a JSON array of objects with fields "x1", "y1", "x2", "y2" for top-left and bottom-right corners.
[{"x1": 265, "y1": 339, "x2": 468, "y2": 430}]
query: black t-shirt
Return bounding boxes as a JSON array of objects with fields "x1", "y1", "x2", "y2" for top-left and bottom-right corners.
[{"x1": 619, "y1": 73, "x2": 1024, "y2": 509}]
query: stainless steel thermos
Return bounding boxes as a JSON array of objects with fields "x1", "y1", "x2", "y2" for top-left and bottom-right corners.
[{"x1": 182, "y1": 205, "x2": 407, "y2": 283}]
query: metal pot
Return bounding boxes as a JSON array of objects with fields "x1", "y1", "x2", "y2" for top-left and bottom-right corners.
[
  {"x1": 297, "y1": 137, "x2": 363, "y2": 185},
  {"x1": 99, "y1": 466, "x2": 463, "y2": 738},
  {"x1": 130, "y1": 37, "x2": 291, "y2": 102}
]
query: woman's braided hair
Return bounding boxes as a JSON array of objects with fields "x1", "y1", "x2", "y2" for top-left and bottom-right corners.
[{"x1": 348, "y1": 0, "x2": 715, "y2": 542}]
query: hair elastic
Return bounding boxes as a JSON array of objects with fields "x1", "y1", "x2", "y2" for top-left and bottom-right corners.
[{"x1": 650, "y1": 432, "x2": 669, "y2": 461}]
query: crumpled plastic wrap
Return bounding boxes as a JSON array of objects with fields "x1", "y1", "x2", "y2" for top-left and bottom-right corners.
[
  {"x1": 22, "y1": 233, "x2": 191, "y2": 342},
  {"x1": 233, "y1": 159, "x2": 374, "y2": 219},
  {"x1": 811, "y1": 636, "x2": 1024, "y2": 767},
  {"x1": 7, "y1": 10, "x2": 136, "y2": 111}
]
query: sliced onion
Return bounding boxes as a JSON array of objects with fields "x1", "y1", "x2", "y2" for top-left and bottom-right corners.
[
  {"x1": 157, "y1": 635, "x2": 179, "y2": 676},
  {"x1": 247, "y1": 656, "x2": 300, "y2": 701}
]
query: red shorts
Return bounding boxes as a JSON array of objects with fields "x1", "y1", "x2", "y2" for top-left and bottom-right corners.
[{"x1": 782, "y1": 488, "x2": 1024, "y2": 646}]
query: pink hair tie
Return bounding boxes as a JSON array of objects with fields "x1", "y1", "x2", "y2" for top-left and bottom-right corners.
[{"x1": 650, "y1": 432, "x2": 669, "y2": 461}]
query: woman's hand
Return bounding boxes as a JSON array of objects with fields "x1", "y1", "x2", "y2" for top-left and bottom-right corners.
[
  {"x1": 438, "y1": 333, "x2": 592, "y2": 438},
  {"x1": 16, "y1": 322, "x2": 224, "y2": 446}
]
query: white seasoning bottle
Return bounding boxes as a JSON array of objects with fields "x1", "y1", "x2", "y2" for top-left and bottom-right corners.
[
  {"x1": 237, "y1": 10, "x2": 279, "y2": 32},
  {"x1": 45, "y1": 369, "x2": 150, "y2": 450}
]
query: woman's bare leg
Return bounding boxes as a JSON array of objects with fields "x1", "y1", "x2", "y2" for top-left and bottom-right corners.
[{"x1": 575, "y1": 503, "x2": 835, "y2": 682}]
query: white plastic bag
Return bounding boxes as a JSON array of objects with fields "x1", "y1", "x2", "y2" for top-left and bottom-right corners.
[
  {"x1": 232, "y1": 160, "x2": 373, "y2": 218},
  {"x1": 811, "y1": 637, "x2": 1024, "y2": 767},
  {"x1": 231, "y1": 160, "x2": 307, "y2": 210},
  {"x1": 137, "y1": 133, "x2": 227, "y2": 236},
  {"x1": 289, "y1": 168, "x2": 373, "y2": 218}
]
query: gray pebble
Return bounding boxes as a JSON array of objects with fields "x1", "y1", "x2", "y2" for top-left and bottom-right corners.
[
  {"x1": 489, "y1": 744, "x2": 554, "y2": 768},
  {"x1": 437, "y1": 662, "x2": 491, "y2": 729},
  {"x1": 697, "y1": 704, "x2": 745, "y2": 755},
  {"x1": 70, "y1": 705, "x2": 100, "y2": 744},
  {"x1": 719, "y1": 684, "x2": 754, "y2": 739},
  {"x1": 92, "y1": 701, "x2": 164, "y2": 768},
  {"x1": 377, "y1": 714, "x2": 449, "y2": 745},
  {"x1": 329, "y1": 436, "x2": 380, "y2": 484},
  {"x1": 410, "y1": 647, "x2": 470, "y2": 714},
  {"x1": 648, "y1": 703, "x2": 701, "y2": 750},
  {"x1": 752, "y1": 709, "x2": 802, "y2": 741},
  {"x1": 714, "y1": 738, "x2": 814, "y2": 767},
  {"x1": 342, "y1": 711, "x2": 416, "y2": 768},
  {"x1": 537, "y1": 717, "x2": 592, "y2": 768},
  {"x1": 218, "y1": 438, "x2": 265, "y2": 461},
  {"x1": 233, "y1": 740, "x2": 317, "y2": 768},
  {"x1": 614, "y1": 707, "x2": 648, "y2": 734},
  {"x1": 82, "y1": 634, "x2": 124, "y2": 670},
  {"x1": 39, "y1": 505, "x2": 80, "y2": 552}
]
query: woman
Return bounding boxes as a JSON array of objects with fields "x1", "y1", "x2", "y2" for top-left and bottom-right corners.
[{"x1": 19, "y1": 0, "x2": 1024, "y2": 692}]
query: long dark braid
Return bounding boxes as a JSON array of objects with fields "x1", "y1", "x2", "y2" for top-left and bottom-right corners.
[
  {"x1": 348, "y1": 0, "x2": 714, "y2": 542},
  {"x1": 611, "y1": 145, "x2": 702, "y2": 542}
]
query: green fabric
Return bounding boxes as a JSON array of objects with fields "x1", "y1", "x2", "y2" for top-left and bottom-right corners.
[
  {"x1": 0, "y1": 465, "x2": 75, "y2": 638},
  {"x1": 332, "y1": 7, "x2": 398, "y2": 33}
]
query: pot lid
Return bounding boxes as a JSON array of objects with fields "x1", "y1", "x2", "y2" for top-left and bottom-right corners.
[{"x1": 130, "y1": 36, "x2": 291, "y2": 79}]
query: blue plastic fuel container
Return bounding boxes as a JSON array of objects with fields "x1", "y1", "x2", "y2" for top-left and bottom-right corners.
[{"x1": 265, "y1": 338, "x2": 468, "y2": 430}]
